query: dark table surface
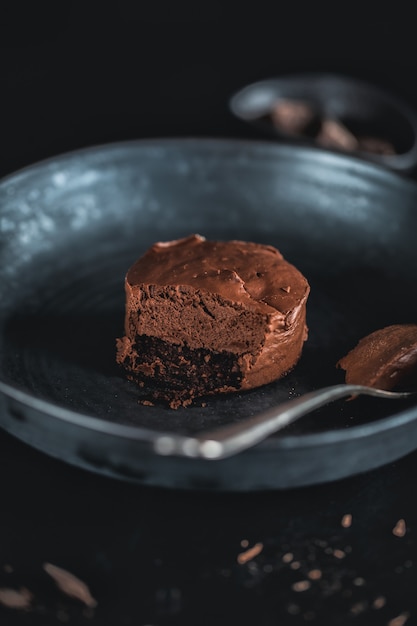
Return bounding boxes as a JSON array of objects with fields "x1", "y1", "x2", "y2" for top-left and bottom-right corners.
[{"x1": 2, "y1": 12, "x2": 417, "y2": 625}]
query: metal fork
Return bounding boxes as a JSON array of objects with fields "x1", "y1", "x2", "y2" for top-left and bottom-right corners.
[{"x1": 153, "y1": 385, "x2": 415, "y2": 460}]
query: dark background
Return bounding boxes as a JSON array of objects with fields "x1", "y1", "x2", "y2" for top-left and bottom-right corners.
[
  {"x1": 2, "y1": 9, "x2": 417, "y2": 176},
  {"x1": 1, "y1": 10, "x2": 417, "y2": 626}
]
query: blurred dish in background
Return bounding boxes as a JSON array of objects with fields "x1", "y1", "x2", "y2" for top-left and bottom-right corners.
[{"x1": 229, "y1": 73, "x2": 417, "y2": 175}]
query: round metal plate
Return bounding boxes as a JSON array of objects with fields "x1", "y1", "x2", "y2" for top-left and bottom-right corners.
[{"x1": 1, "y1": 138, "x2": 417, "y2": 490}]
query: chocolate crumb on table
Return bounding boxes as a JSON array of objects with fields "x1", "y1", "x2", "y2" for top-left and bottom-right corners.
[
  {"x1": 282, "y1": 552, "x2": 294, "y2": 563},
  {"x1": 291, "y1": 580, "x2": 311, "y2": 592},
  {"x1": 341, "y1": 513, "x2": 353, "y2": 528},
  {"x1": 0, "y1": 587, "x2": 33, "y2": 610},
  {"x1": 350, "y1": 601, "x2": 367, "y2": 615},
  {"x1": 332, "y1": 549, "x2": 346, "y2": 559},
  {"x1": 392, "y1": 519, "x2": 407, "y2": 538},
  {"x1": 372, "y1": 595, "x2": 387, "y2": 609},
  {"x1": 307, "y1": 569, "x2": 322, "y2": 580},
  {"x1": 237, "y1": 542, "x2": 264, "y2": 565}
]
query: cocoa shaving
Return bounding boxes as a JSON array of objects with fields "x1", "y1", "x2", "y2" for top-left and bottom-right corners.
[
  {"x1": 388, "y1": 613, "x2": 410, "y2": 626},
  {"x1": 0, "y1": 587, "x2": 33, "y2": 610},
  {"x1": 43, "y1": 562, "x2": 97, "y2": 608}
]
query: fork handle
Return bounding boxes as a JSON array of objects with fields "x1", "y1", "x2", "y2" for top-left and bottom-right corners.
[{"x1": 153, "y1": 384, "x2": 412, "y2": 460}]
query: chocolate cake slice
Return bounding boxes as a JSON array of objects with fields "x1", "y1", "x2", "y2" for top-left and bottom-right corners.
[{"x1": 116, "y1": 234, "x2": 310, "y2": 408}]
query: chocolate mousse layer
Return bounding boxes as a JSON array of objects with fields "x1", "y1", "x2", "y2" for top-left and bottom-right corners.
[
  {"x1": 337, "y1": 324, "x2": 417, "y2": 390},
  {"x1": 116, "y1": 234, "x2": 310, "y2": 408}
]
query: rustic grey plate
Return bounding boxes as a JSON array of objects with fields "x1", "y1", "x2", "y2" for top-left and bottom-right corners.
[{"x1": 1, "y1": 138, "x2": 417, "y2": 491}]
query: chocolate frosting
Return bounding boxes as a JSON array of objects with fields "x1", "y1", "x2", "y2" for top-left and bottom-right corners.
[
  {"x1": 126, "y1": 234, "x2": 307, "y2": 317},
  {"x1": 337, "y1": 324, "x2": 417, "y2": 390}
]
